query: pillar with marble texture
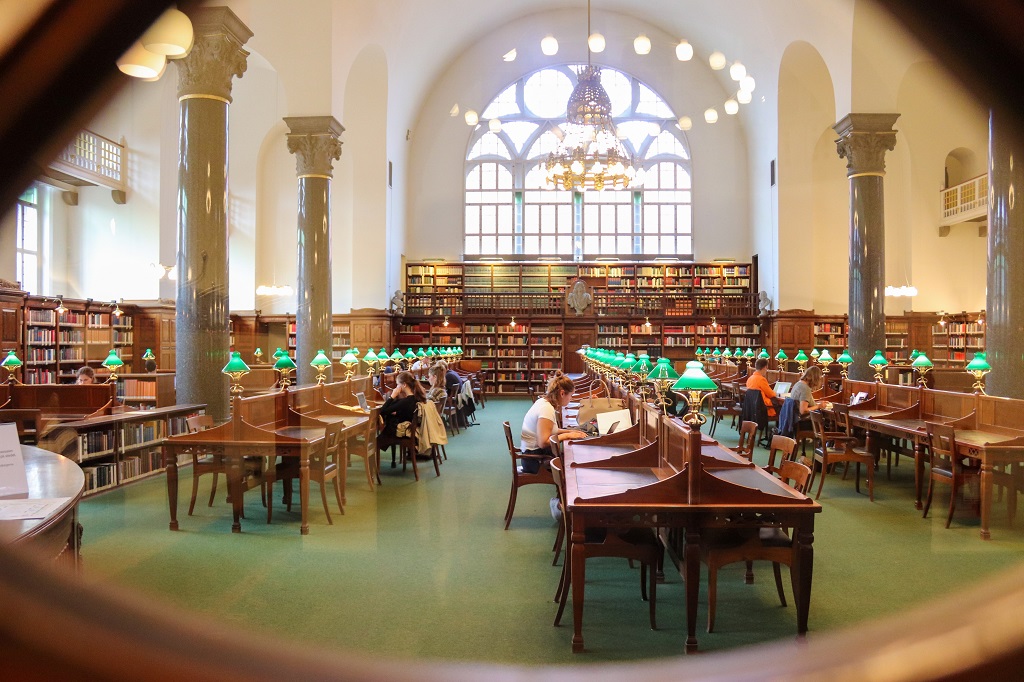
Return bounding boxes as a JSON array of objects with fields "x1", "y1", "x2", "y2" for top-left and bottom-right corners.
[
  {"x1": 285, "y1": 116, "x2": 344, "y2": 385},
  {"x1": 834, "y1": 114, "x2": 900, "y2": 381},
  {"x1": 986, "y1": 110, "x2": 1024, "y2": 399},
  {"x1": 174, "y1": 7, "x2": 252, "y2": 421}
]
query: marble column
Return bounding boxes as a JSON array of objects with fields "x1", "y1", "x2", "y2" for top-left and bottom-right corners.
[
  {"x1": 174, "y1": 8, "x2": 252, "y2": 421},
  {"x1": 834, "y1": 114, "x2": 900, "y2": 381},
  {"x1": 285, "y1": 117, "x2": 344, "y2": 385},
  {"x1": 986, "y1": 110, "x2": 1024, "y2": 399}
]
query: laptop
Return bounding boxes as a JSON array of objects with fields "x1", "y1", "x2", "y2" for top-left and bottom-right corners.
[
  {"x1": 596, "y1": 409, "x2": 633, "y2": 436},
  {"x1": 355, "y1": 392, "x2": 369, "y2": 411},
  {"x1": 773, "y1": 381, "x2": 792, "y2": 397}
]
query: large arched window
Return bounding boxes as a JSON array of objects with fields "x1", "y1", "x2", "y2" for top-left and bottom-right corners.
[{"x1": 464, "y1": 65, "x2": 692, "y2": 260}]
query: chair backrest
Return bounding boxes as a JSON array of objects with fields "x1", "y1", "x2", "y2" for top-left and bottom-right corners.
[
  {"x1": 766, "y1": 434, "x2": 797, "y2": 472},
  {"x1": 832, "y1": 403, "x2": 852, "y2": 436},
  {"x1": 735, "y1": 420, "x2": 757, "y2": 459},
  {"x1": 926, "y1": 421, "x2": 957, "y2": 463},
  {"x1": 323, "y1": 421, "x2": 343, "y2": 461},
  {"x1": 741, "y1": 388, "x2": 768, "y2": 429},
  {"x1": 502, "y1": 421, "x2": 519, "y2": 457},
  {"x1": 186, "y1": 414, "x2": 213, "y2": 433},
  {"x1": 431, "y1": 398, "x2": 446, "y2": 420},
  {"x1": 809, "y1": 410, "x2": 825, "y2": 445},
  {"x1": 777, "y1": 459, "x2": 813, "y2": 493}
]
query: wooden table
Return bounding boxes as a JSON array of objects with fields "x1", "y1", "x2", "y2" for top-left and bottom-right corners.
[
  {"x1": 0, "y1": 445, "x2": 84, "y2": 568},
  {"x1": 562, "y1": 420, "x2": 820, "y2": 653}
]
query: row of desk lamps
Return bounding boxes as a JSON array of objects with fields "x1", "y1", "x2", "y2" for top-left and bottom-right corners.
[
  {"x1": 0, "y1": 348, "x2": 153, "y2": 385},
  {"x1": 219, "y1": 346, "x2": 465, "y2": 393},
  {"x1": 579, "y1": 343, "x2": 994, "y2": 426}
]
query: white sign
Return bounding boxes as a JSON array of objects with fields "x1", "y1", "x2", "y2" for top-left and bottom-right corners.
[{"x1": 0, "y1": 422, "x2": 29, "y2": 498}]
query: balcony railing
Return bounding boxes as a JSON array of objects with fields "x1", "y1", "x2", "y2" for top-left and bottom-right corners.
[
  {"x1": 940, "y1": 173, "x2": 987, "y2": 225},
  {"x1": 49, "y1": 129, "x2": 126, "y2": 192}
]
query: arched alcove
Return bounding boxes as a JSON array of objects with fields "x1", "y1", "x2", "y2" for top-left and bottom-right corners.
[{"x1": 944, "y1": 147, "x2": 980, "y2": 188}]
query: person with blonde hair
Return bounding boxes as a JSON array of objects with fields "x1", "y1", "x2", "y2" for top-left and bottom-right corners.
[
  {"x1": 519, "y1": 374, "x2": 587, "y2": 473},
  {"x1": 425, "y1": 364, "x2": 447, "y2": 403},
  {"x1": 791, "y1": 365, "x2": 823, "y2": 415}
]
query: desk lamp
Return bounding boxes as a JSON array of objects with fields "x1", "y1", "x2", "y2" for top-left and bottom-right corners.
[
  {"x1": 794, "y1": 350, "x2": 809, "y2": 373},
  {"x1": 908, "y1": 349, "x2": 920, "y2": 363},
  {"x1": 966, "y1": 352, "x2": 991, "y2": 394},
  {"x1": 254, "y1": 347, "x2": 263, "y2": 364},
  {"x1": 671, "y1": 361, "x2": 719, "y2": 427},
  {"x1": 102, "y1": 349, "x2": 124, "y2": 383},
  {"x1": 405, "y1": 348, "x2": 417, "y2": 366},
  {"x1": 390, "y1": 348, "x2": 405, "y2": 370},
  {"x1": 310, "y1": 349, "x2": 333, "y2": 385},
  {"x1": 721, "y1": 347, "x2": 733, "y2": 364},
  {"x1": 810, "y1": 348, "x2": 820, "y2": 363},
  {"x1": 734, "y1": 347, "x2": 743, "y2": 362},
  {"x1": 339, "y1": 350, "x2": 360, "y2": 381},
  {"x1": 273, "y1": 347, "x2": 285, "y2": 360},
  {"x1": 911, "y1": 352, "x2": 933, "y2": 387},
  {"x1": 274, "y1": 352, "x2": 298, "y2": 389},
  {"x1": 758, "y1": 348, "x2": 770, "y2": 360},
  {"x1": 744, "y1": 348, "x2": 755, "y2": 360},
  {"x1": 2, "y1": 350, "x2": 23, "y2": 384},
  {"x1": 142, "y1": 348, "x2": 156, "y2": 367},
  {"x1": 837, "y1": 349, "x2": 854, "y2": 378},
  {"x1": 416, "y1": 347, "x2": 426, "y2": 360},
  {"x1": 362, "y1": 348, "x2": 379, "y2": 379},
  {"x1": 694, "y1": 347, "x2": 704, "y2": 361},
  {"x1": 647, "y1": 357, "x2": 680, "y2": 414},
  {"x1": 818, "y1": 349, "x2": 834, "y2": 376},
  {"x1": 630, "y1": 353, "x2": 654, "y2": 399},
  {"x1": 222, "y1": 351, "x2": 250, "y2": 394},
  {"x1": 621, "y1": 352, "x2": 637, "y2": 390},
  {"x1": 868, "y1": 350, "x2": 889, "y2": 382},
  {"x1": 775, "y1": 348, "x2": 789, "y2": 371}
]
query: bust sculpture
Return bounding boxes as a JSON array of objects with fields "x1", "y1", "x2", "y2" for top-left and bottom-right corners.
[
  {"x1": 566, "y1": 280, "x2": 592, "y2": 316},
  {"x1": 758, "y1": 290, "x2": 773, "y2": 316},
  {"x1": 390, "y1": 289, "x2": 406, "y2": 315}
]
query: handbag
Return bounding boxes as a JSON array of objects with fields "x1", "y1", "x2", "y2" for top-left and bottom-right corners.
[{"x1": 575, "y1": 394, "x2": 628, "y2": 426}]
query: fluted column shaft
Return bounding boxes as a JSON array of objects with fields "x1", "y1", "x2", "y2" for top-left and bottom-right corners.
[
  {"x1": 174, "y1": 7, "x2": 252, "y2": 420},
  {"x1": 285, "y1": 117, "x2": 344, "y2": 385},
  {"x1": 834, "y1": 114, "x2": 900, "y2": 381},
  {"x1": 986, "y1": 110, "x2": 1024, "y2": 398}
]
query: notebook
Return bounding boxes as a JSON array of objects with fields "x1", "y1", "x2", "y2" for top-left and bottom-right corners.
[
  {"x1": 773, "y1": 381, "x2": 792, "y2": 397},
  {"x1": 596, "y1": 409, "x2": 632, "y2": 436},
  {"x1": 355, "y1": 392, "x2": 369, "y2": 411},
  {"x1": 850, "y1": 391, "x2": 869, "y2": 406}
]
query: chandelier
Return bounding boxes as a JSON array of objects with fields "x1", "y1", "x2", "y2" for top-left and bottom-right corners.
[{"x1": 544, "y1": 1, "x2": 639, "y2": 191}]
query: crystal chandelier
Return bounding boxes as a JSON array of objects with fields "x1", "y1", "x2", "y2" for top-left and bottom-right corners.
[{"x1": 544, "y1": 1, "x2": 639, "y2": 191}]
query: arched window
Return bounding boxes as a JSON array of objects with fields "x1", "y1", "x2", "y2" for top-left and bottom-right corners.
[{"x1": 464, "y1": 65, "x2": 692, "y2": 260}]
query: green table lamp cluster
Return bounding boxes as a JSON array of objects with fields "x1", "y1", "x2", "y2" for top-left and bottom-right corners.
[
  {"x1": 102, "y1": 349, "x2": 124, "y2": 383},
  {"x1": 222, "y1": 351, "x2": 250, "y2": 393},
  {"x1": 2, "y1": 349, "x2": 22, "y2": 383},
  {"x1": 966, "y1": 352, "x2": 991, "y2": 394},
  {"x1": 911, "y1": 351, "x2": 933, "y2": 386},
  {"x1": 868, "y1": 350, "x2": 889, "y2": 381},
  {"x1": 671, "y1": 361, "x2": 719, "y2": 426}
]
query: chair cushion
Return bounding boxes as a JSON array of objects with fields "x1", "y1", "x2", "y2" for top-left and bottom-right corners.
[{"x1": 758, "y1": 527, "x2": 792, "y2": 547}]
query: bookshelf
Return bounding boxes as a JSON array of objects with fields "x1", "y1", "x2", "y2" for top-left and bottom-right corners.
[
  {"x1": 115, "y1": 372, "x2": 176, "y2": 408},
  {"x1": 931, "y1": 314, "x2": 985, "y2": 365},
  {"x1": 885, "y1": 318, "x2": 911, "y2": 363},
  {"x1": 495, "y1": 323, "x2": 530, "y2": 394},
  {"x1": 406, "y1": 263, "x2": 464, "y2": 316},
  {"x1": 528, "y1": 323, "x2": 562, "y2": 390},
  {"x1": 331, "y1": 321, "x2": 351, "y2": 360},
  {"x1": 464, "y1": 323, "x2": 496, "y2": 384},
  {"x1": 812, "y1": 318, "x2": 847, "y2": 355}
]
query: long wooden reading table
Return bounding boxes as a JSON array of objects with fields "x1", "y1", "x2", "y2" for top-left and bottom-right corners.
[{"x1": 561, "y1": 404, "x2": 820, "y2": 653}]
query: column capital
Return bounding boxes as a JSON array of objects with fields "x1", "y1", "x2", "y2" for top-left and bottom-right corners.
[
  {"x1": 175, "y1": 7, "x2": 253, "y2": 103},
  {"x1": 833, "y1": 113, "x2": 900, "y2": 176},
  {"x1": 285, "y1": 116, "x2": 345, "y2": 178}
]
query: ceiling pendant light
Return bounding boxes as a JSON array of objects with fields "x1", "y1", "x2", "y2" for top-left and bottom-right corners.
[
  {"x1": 488, "y1": 118, "x2": 502, "y2": 133},
  {"x1": 588, "y1": 32, "x2": 606, "y2": 53},
  {"x1": 117, "y1": 41, "x2": 166, "y2": 79},
  {"x1": 633, "y1": 34, "x2": 651, "y2": 55},
  {"x1": 740, "y1": 75, "x2": 756, "y2": 93},
  {"x1": 678, "y1": 116, "x2": 692, "y2": 131},
  {"x1": 736, "y1": 89, "x2": 752, "y2": 104},
  {"x1": 675, "y1": 40, "x2": 693, "y2": 61},
  {"x1": 464, "y1": 109, "x2": 479, "y2": 126},
  {"x1": 708, "y1": 51, "x2": 727, "y2": 70},
  {"x1": 704, "y1": 108, "x2": 719, "y2": 124},
  {"x1": 140, "y1": 7, "x2": 194, "y2": 57},
  {"x1": 729, "y1": 61, "x2": 746, "y2": 81},
  {"x1": 724, "y1": 99, "x2": 739, "y2": 115},
  {"x1": 541, "y1": 35, "x2": 559, "y2": 56}
]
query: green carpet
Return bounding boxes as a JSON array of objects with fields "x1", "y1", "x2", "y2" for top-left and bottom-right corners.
[{"x1": 77, "y1": 398, "x2": 1024, "y2": 666}]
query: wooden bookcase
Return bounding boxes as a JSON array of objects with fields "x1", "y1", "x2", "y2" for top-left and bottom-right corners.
[
  {"x1": 115, "y1": 372, "x2": 176, "y2": 408},
  {"x1": 495, "y1": 323, "x2": 530, "y2": 394},
  {"x1": 812, "y1": 316, "x2": 847, "y2": 357}
]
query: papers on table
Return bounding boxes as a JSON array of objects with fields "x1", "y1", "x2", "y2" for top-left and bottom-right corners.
[
  {"x1": 596, "y1": 409, "x2": 632, "y2": 435},
  {"x1": 0, "y1": 498, "x2": 71, "y2": 521},
  {"x1": 0, "y1": 423, "x2": 29, "y2": 498}
]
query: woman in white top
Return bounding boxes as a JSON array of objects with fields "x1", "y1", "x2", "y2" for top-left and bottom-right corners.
[{"x1": 520, "y1": 374, "x2": 587, "y2": 473}]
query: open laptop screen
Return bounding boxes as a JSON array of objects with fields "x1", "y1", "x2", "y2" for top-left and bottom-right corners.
[{"x1": 773, "y1": 381, "x2": 792, "y2": 397}]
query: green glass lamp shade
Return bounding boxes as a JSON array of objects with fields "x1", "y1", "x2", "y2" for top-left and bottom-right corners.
[
  {"x1": 338, "y1": 350, "x2": 359, "y2": 367},
  {"x1": 647, "y1": 357, "x2": 680, "y2": 382},
  {"x1": 1, "y1": 350, "x2": 23, "y2": 369},
  {"x1": 758, "y1": 348, "x2": 770, "y2": 359},
  {"x1": 363, "y1": 349, "x2": 378, "y2": 362},
  {"x1": 142, "y1": 348, "x2": 156, "y2": 361},
  {"x1": 274, "y1": 353, "x2": 298, "y2": 370},
  {"x1": 734, "y1": 347, "x2": 742, "y2": 357},
  {"x1": 351, "y1": 348, "x2": 359, "y2": 355},
  {"x1": 273, "y1": 347, "x2": 285, "y2": 359},
  {"x1": 694, "y1": 347, "x2": 703, "y2": 357},
  {"x1": 254, "y1": 347, "x2": 263, "y2": 355},
  {"x1": 911, "y1": 353, "x2": 933, "y2": 369},
  {"x1": 794, "y1": 350, "x2": 809, "y2": 363},
  {"x1": 775, "y1": 349, "x2": 789, "y2": 361},
  {"x1": 966, "y1": 352, "x2": 991, "y2": 372},
  {"x1": 744, "y1": 348, "x2": 755, "y2": 358},
  {"x1": 405, "y1": 348, "x2": 416, "y2": 359},
  {"x1": 837, "y1": 350, "x2": 854, "y2": 364},
  {"x1": 631, "y1": 356, "x2": 654, "y2": 375},
  {"x1": 222, "y1": 351, "x2": 250, "y2": 374},
  {"x1": 868, "y1": 350, "x2": 888, "y2": 367},
  {"x1": 818, "y1": 349, "x2": 834, "y2": 362},
  {"x1": 810, "y1": 348, "x2": 820, "y2": 358},
  {"x1": 310, "y1": 349, "x2": 332, "y2": 369},
  {"x1": 426, "y1": 348, "x2": 436, "y2": 358},
  {"x1": 721, "y1": 348, "x2": 732, "y2": 358},
  {"x1": 909, "y1": 349, "x2": 920, "y2": 361},
  {"x1": 671, "y1": 361, "x2": 719, "y2": 391},
  {"x1": 712, "y1": 348, "x2": 721, "y2": 357},
  {"x1": 102, "y1": 349, "x2": 124, "y2": 369},
  {"x1": 417, "y1": 347, "x2": 426, "y2": 357},
  {"x1": 390, "y1": 349, "x2": 404, "y2": 361}
]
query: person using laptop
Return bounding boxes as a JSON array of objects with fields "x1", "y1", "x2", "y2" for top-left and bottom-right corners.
[
  {"x1": 745, "y1": 357, "x2": 779, "y2": 417},
  {"x1": 519, "y1": 374, "x2": 587, "y2": 474}
]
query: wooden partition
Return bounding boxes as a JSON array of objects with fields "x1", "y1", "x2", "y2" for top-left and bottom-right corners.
[
  {"x1": 877, "y1": 383, "x2": 921, "y2": 410},
  {"x1": 921, "y1": 389, "x2": 977, "y2": 420},
  {"x1": 1, "y1": 383, "x2": 116, "y2": 417},
  {"x1": 977, "y1": 394, "x2": 1024, "y2": 433}
]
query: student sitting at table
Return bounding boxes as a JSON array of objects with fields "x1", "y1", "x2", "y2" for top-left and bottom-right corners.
[
  {"x1": 745, "y1": 357, "x2": 779, "y2": 418},
  {"x1": 425, "y1": 364, "x2": 447, "y2": 403},
  {"x1": 76, "y1": 366, "x2": 96, "y2": 385},
  {"x1": 379, "y1": 371, "x2": 426, "y2": 439},
  {"x1": 790, "y1": 365, "x2": 824, "y2": 415},
  {"x1": 519, "y1": 374, "x2": 588, "y2": 474}
]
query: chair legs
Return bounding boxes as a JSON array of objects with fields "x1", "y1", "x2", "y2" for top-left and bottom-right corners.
[{"x1": 503, "y1": 483, "x2": 518, "y2": 530}]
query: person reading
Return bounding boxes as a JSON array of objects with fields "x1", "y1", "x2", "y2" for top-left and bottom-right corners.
[
  {"x1": 519, "y1": 374, "x2": 587, "y2": 474},
  {"x1": 76, "y1": 366, "x2": 96, "y2": 385}
]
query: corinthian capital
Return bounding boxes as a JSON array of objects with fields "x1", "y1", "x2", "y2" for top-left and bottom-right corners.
[
  {"x1": 285, "y1": 116, "x2": 345, "y2": 177},
  {"x1": 833, "y1": 113, "x2": 900, "y2": 176},
  {"x1": 175, "y1": 7, "x2": 253, "y2": 102}
]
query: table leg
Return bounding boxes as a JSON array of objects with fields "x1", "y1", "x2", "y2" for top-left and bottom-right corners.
[
  {"x1": 165, "y1": 447, "x2": 179, "y2": 531},
  {"x1": 684, "y1": 527, "x2": 700, "y2": 653},
  {"x1": 226, "y1": 455, "x2": 244, "y2": 533},
  {"x1": 571, "y1": 524, "x2": 586, "y2": 653},
  {"x1": 981, "y1": 463, "x2": 993, "y2": 540},
  {"x1": 791, "y1": 522, "x2": 814, "y2": 636},
  {"x1": 914, "y1": 439, "x2": 924, "y2": 510},
  {"x1": 340, "y1": 437, "x2": 349, "y2": 507},
  {"x1": 300, "y1": 450, "x2": 310, "y2": 536}
]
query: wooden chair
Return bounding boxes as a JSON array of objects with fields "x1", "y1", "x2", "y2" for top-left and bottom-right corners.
[
  {"x1": 708, "y1": 384, "x2": 742, "y2": 437},
  {"x1": 764, "y1": 434, "x2": 797, "y2": 476},
  {"x1": 502, "y1": 421, "x2": 556, "y2": 529},
  {"x1": 430, "y1": 398, "x2": 450, "y2": 460},
  {"x1": 551, "y1": 458, "x2": 659, "y2": 630},
  {"x1": 267, "y1": 421, "x2": 344, "y2": 525},
  {"x1": 378, "y1": 409, "x2": 425, "y2": 481},
  {"x1": 807, "y1": 411, "x2": 874, "y2": 501},
  {"x1": 701, "y1": 459, "x2": 812, "y2": 633},
  {"x1": 184, "y1": 414, "x2": 223, "y2": 516},
  {"x1": 0, "y1": 408, "x2": 44, "y2": 444},
  {"x1": 346, "y1": 414, "x2": 381, "y2": 490},
  {"x1": 924, "y1": 422, "x2": 980, "y2": 528},
  {"x1": 441, "y1": 394, "x2": 460, "y2": 436},
  {"x1": 732, "y1": 421, "x2": 758, "y2": 460},
  {"x1": 407, "y1": 402, "x2": 442, "y2": 478}
]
